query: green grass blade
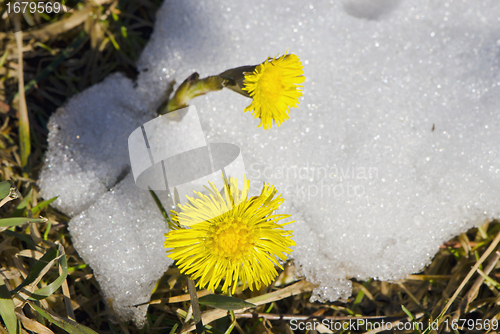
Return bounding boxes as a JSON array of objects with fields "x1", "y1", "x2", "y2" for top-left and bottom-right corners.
[
  {"x1": 168, "y1": 323, "x2": 179, "y2": 334},
  {"x1": 352, "y1": 279, "x2": 371, "y2": 313},
  {"x1": 0, "y1": 180, "x2": 11, "y2": 200},
  {"x1": 0, "y1": 181, "x2": 19, "y2": 208},
  {"x1": 0, "y1": 49, "x2": 9, "y2": 69},
  {"x1": 107, "y1": 32, "x2": 120, "y2": 50},
  {"x1": 149, "y1": 189, "x2": 178, "y2": 229},
  {"x1": 31, "y1": 244, "x2": 68, "y2": 300},
  {"x1": 121, "y1": 25, "x2": 128, "y2": 38},
  {"x1": 35, "y1": 42, "x2": 55, "y2": 55},
  {"x1": 29, "y1": 302, "x2": 99, "y2": 334},
  {"x1": 12, "y1": 247, "x2": 58, "y2": 295},
  {"x1": 29, "y1": 196, "x2": 58, "y2": 216},
  {"x1": 43, "y1": 219, "x2": 52, "y2": 240},
  {"x1": 2, "y1": 230, "x2": 42, "y2": 249},
  {"x1": 149, "y1": 189, "x2": 169, "y2": 221},
  {"x1": 0, "y1": 276, "x2": 20, "y2": 334},
  {"x1": 0, "y1": 217, "x2": 46, "y2": 227},
  {"x1": 476, "y1": 268, "x2": 500, "y2": 291},
  {"x1": 12, "y1": 188, "x2": 33, "y2": 217},
  {"x1": 401, "y1": 305, "x2": 422, "y2": 334},
  {"x1": 198, "y1": 294, "x2": 256, "y2": 310}
]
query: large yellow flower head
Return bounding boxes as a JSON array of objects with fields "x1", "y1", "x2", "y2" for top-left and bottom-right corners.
[
  {"x1": 164, "y1": 176, "x2": 295, "y2": 293},
  {"x1": 243, "y1": 53, "x2": 304, "y2": 130}
]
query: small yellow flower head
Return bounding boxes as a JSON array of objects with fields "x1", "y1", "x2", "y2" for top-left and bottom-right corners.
[
  {"x1": 164, "y1": 176, "x2": 295, "y2": 293},
  {"x1": 243, "y1": 53, "x2": 304, "y2": 130}
]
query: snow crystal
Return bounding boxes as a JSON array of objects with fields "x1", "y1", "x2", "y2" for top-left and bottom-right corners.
[
  {"x1": 68, "y1": 174, "x2": 170, "y2": 326},
  {"x1": 39, "y1": 73, "x2": 153, "y2": 216}
]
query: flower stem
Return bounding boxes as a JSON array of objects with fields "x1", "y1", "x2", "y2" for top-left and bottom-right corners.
[
  {"x1": 160, "y1": 64, "x2": 257, "y2": 115},
  {"x1": 186, "y1": 277, "x2": 205, "y2": 334},
  {"x1": 224, "y1": 287, "x2": 236, "y2": 334},
  {"x1": 162, "y1": 73, "x2": 226, "y2": 114},
  {"x1": 224, "y1": 314, "x2": 236, "y2": 334}
]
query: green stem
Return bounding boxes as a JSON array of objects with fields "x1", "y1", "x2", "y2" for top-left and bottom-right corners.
[
  {"x1": 224, "y1": 314, "x2": 236, "y2": 334},
  {"x1": 160, "y1": 64, "x2": 258, "y2": 114},
  {"x1": 224, "y1": 288, "x2": 236, "y2": 334},
  {"x1": 162, "y1": 73, "x2": 226, "y2": 114},
  {"x1": 186, "y1": 277, "x2": 205, "y2": 334}
]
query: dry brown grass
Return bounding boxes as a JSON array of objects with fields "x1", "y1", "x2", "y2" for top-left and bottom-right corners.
[{"x1": 1, "y1": 1, "x2": 500, "y2": 333}]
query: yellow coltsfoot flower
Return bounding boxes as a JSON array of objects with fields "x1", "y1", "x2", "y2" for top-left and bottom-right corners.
[
  {"x1": 164, "y1": 176, "x2": 295, "y2": 294},
  {"x1": 243, "y1": 53, "x2": 304, "y2": 130}
]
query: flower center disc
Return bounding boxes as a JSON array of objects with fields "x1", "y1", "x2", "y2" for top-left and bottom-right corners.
[
  {"x1": 259, "y1": 66, "x2": 284, "y2": 103},
  {"x1": 208, "y1": 219, "x2": 255, "y2": 260}
]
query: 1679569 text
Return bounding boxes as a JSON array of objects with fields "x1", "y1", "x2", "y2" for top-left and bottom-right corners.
[{"x1": 6, "y1": 1, "x2": 64, "y2": 14}]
